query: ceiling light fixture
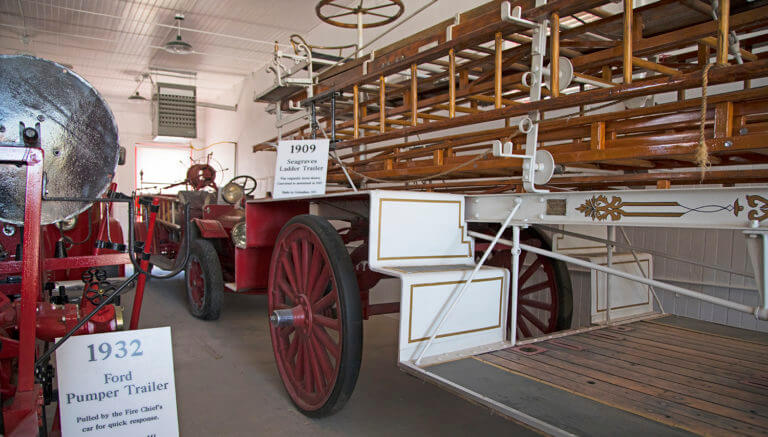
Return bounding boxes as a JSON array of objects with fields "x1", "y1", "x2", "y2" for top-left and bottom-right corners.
[
  {"x1": 128, "y1": 91, "x2": 146, "y2": 101},
  {"x1": 164, "y1": 13, "x2": 193, "y2": 55},
  {"x1": 127, "y1": 73, "x2": 153, "y2": 101}
]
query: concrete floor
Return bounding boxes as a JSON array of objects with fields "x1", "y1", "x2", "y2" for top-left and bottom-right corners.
[{"x1": 120, "y1": 273, "x2": 537, "y2": 436}]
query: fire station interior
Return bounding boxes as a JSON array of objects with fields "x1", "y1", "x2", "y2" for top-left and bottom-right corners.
[{"x1": 1, "y1": 0, "x2": 767, "y2": 436}]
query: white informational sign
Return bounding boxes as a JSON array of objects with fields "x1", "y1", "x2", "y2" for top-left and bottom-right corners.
[
  {"x1": 273, "y1": 139, "x2": 329, "y2": 199},
  {"x1": 55, "y1": 327, "x2": 179, "y2": 437}
]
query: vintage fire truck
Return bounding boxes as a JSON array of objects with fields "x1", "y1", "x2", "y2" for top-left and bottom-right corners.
[{"x1": 0, "y1": 55, "x2": 164, "y2": 435}]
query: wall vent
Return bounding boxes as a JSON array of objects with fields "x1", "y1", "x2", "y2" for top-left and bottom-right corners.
[{"x1": 153, "y1": 82, "x2": 197, "y2": 138}]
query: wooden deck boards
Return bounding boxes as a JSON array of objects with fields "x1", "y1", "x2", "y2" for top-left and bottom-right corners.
[{"x1": 476, "y1": 319, "x2": 768, "y2": 436}]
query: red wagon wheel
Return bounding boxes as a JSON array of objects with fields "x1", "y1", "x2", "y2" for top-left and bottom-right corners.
[
  {"x1": 267, "y1": 215, "x2": 362, "y2": 417},
  {"x1": 478, "y1": 227, "x2": 573, "y2": 340}
]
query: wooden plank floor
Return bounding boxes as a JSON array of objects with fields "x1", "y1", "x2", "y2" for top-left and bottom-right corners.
[{"x1": 475, "y1": 318, "x2": 768, "y2": 436}]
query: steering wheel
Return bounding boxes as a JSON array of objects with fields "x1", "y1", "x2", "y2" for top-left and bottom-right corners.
[
  {"x1": 81, "y1": 268, "x2": 107, "y2": 284},
  {"x1": 85, "y1": 281, "x2": 114, "y2": 306},
  {"x1": 187, "y1": 164, "x2": 218, "y2": 191},
  {"x1": 316, "y1": 0, "x2": 404, "y2": 29},
  {"x1": 226, "y1": 176, "x2": 258, "y2": 195}
]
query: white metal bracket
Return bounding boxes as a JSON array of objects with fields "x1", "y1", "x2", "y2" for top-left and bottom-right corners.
[
  {"x1": 500, "y1": 2, "x2": 538, "y2": 29},
  {"x1": 500, "y1": 1, "x2": 550, "y2": 192},
  {"x1": 745, "y1": 228, "x2": 768, "y2": 320}
]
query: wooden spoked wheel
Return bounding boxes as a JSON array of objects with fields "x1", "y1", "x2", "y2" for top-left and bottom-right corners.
[
  {"x1": 480, "y1": 227, "x2": 573, "y2": 340},
  {"x1": 316, "y1": 0, "x2": 404, "y2": 29},
  {"x1": 267, "y1": 215, "x2": 362, "y2": 417}
]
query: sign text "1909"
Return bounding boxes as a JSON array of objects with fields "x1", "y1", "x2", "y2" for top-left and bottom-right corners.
[{"x1": 290, "y1": 144, "x2": 316, "y2": 154}]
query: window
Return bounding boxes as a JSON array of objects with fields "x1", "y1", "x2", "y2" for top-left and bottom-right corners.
[{"x1": 134, "y1": 143, "x2": 192, "y2": 194}]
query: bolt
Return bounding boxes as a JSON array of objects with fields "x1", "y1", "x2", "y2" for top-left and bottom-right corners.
[
  {"x1": 0, "y1": 125, "x2": 5, "y2": 133},
  {"x1": 23, "y1": 127, "x2": 38, "y2": 145},
  {"x1": 739, "y1": 127, "x2": 748, "y2": 135},
  {"x1": 37, "y1": 115, "x2": 45, "y2": 122},
  {"x1": 724, "y1": 140, "x2": 733, "y2": 148}
]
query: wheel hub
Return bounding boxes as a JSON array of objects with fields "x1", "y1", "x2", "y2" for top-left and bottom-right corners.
[{"x1": 269, "y1": 295, "x2": 312, "y2": 329}]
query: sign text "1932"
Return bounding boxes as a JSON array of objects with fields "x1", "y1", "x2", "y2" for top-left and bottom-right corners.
[{"x1": 87, "y1": 340, "x2": 143, "y2": 362}]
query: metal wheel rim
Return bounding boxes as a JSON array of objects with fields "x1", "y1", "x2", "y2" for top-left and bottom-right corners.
[
  {"x1": 187, "y1": 255, "x2": 205, "y2": 311},
  {"x1": 268, "y1": 223, "x2": 343, "y2": 411}
]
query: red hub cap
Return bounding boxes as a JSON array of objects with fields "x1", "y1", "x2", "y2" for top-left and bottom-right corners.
[
  {"x1": 268, "y1": 224, "x2": 343, "y2": 411},
  {"x1": 187, "y1": 256, "x2": 205, "y2": 310}
]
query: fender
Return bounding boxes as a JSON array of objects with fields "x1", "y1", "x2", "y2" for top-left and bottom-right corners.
[{"x1": 192, "y1": 218, "x2": 228, "y2": 239}]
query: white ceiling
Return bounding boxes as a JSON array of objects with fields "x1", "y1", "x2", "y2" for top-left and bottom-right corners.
[{"x1": 0, "y1": 0, "x2": 335, "y2": 102}]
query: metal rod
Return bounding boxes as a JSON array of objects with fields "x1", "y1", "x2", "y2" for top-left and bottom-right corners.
[
  {"x1": 606, "y1": 225, "x2": 615, "y2": 324},
  {"x1": 510, "y1": 226, "x2": 521, "y2": 344},
  {"x1": 469, "y1": 231, "x2": 768, "y2": 320},
  {"x1": 415, "y1": 199, "x2": 522, "y2": 365},
  {"x1": 130, "y1": 198, "x2": 159, "y2": 330},
  {"x1": 534, "y1": 224, "x2": 753, "y2": 278}
]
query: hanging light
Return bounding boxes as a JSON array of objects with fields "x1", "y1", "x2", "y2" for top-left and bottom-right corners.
[
  {"x1": 164, "y1": 14, "x2": 193, "y2": 55},
  {"x1": 127, "y1": 73, "x2": 152, "y2": 101},
  {"x1": 128, "y1": 91, "x2": 146, "y2": 101}
]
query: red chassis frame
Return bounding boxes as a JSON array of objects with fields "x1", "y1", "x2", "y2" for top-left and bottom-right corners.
[
  {"x1": 140, "y1": 192, "x2": 396, "y2": 317},
  {"x1": 0, "y1": 145, "x2": 157, "y2": 436},
  {"x1": 0, "y1": 185, "x2": 125, "y2": 292}
]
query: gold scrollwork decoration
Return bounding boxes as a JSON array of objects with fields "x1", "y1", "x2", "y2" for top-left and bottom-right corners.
[{"x1": 747, "y1": 195, "x2": 768, "y2": 222}]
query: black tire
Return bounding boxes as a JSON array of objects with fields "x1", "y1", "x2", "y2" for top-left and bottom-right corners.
[
  {"x1": 185, "y1": 238, "x2": 223, "y2": 320},
  {"x1": 268, "y1": 214, "x2": 362, "y2": 417}
]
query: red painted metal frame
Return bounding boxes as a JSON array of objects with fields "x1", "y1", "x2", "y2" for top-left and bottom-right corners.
[
  {"x1": 0, "y1": 145, "x2": 151, "y2": 435},
  {"x1": 130, "y1": 198, "x2": 159, "y2": 330},
  {"x1": 0, "y1": 254, "x2": 130, "y2": 275},
  {"x1": 0, "y1": 146, "x2": 44, "y2": 434}
]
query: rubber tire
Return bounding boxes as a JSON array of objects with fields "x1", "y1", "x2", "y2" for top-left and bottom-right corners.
[
  {"x1": 524, "y1": 227, "x2": 573, "y2": 331},
  {"x1": 270, "y1": 214, "x2": 363, "y2": 418},
  {"x1": 185, "y1": 238, "x2": 223, "y2": 320}
]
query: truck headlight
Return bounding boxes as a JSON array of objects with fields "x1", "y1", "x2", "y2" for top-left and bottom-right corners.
[
  {"x1": 57, "y1": 216, "x2": 78, "y2": 232},
  {"x1": 221, "y1": 182, "x2": 245, "y2": 205},
  {"x1": 231, "y1": 221, "x2": 247, "y2": 249}
]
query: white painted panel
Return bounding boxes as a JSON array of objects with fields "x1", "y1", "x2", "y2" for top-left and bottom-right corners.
[
  {"x1": 389, "y1": 266, "x2": 508, "y2": 362},
  {"x1": 368, "y1": 191, "x2": 474, "y2": 268},
  {"x1": 408, "y1": 276, "x2": 504, "y2": 343},
  {"x1": 552, "y1": 225, "x2": 607, "y2": 255},
  {"x1": 590, "y1": 253, "x2": 654, "y2": 323}
]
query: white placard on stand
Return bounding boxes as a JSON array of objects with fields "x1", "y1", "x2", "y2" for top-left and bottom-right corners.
[
  {"x1": 273, "y1": 139, "x2": 329, "y2": 199},
  {"x1": 55, "y1": 327, "x2": 179, "y2": 437}
]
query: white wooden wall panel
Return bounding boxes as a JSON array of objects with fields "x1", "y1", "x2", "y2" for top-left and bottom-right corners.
[{"x1": 617, "y1": 227, "x2": 768, "y2": 332}]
